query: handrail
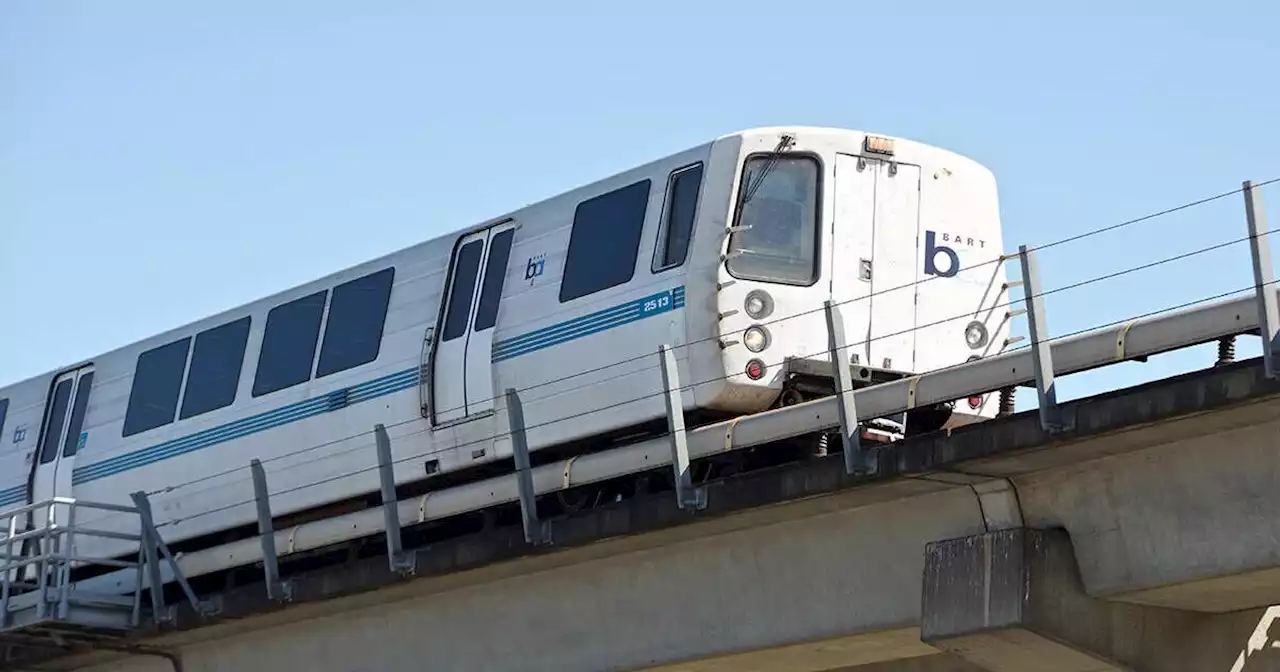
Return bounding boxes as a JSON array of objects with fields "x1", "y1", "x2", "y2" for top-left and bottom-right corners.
[{"x1": 1, "y1": 491, "x2": 206, "y2": 634}]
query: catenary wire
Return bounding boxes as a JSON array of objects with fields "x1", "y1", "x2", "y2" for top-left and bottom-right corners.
[
  {"x1": 155, "y1": 230, "x2": 1277, "y2": 526},
  {"x1": 161, "y1": 279, "x2": 1272, "y2": 529},
  {"x1": 146, "y1": 178, "x2": 1278, "y2": 498},
  {"x1": 423, "y1": 174, "x2": 1280, "y2": 420}
]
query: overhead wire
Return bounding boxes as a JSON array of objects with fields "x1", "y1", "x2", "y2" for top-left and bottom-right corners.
[
  {"x1": 155, "y1": 219, "x2": 1279, "y2": 528},
  {"x1": 160, "y1": 276, "x2": 1276, "y2": 530},
  {"x1": 147, "y1": 176, "x2": 1278, "y2": 498}
]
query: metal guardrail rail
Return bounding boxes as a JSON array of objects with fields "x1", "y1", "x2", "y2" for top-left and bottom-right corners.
[
  {"x1": 1, "y1": 493, "x2": 205, "y2": 667},
  {"x1": 62, "y1": 181, "x2": 1280, "y2": 601}
]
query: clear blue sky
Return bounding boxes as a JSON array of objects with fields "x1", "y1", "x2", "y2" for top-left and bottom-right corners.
[{"x1": 3, "y1": 1, "x2": 1278, "y2": 408}]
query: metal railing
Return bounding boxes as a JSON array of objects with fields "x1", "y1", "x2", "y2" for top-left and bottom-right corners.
[{"x1": 0, "y1": 492, "x2": 202, "y2": 633}]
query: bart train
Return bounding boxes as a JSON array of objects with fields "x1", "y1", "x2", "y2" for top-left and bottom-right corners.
[{"x1": 0, "y1": 126, "x2": 1010, "y2": 572}]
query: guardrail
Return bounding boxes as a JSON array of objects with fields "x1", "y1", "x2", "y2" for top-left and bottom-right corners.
[
  {"x1": 1, "y1": 492, "x2": 204, "y2": 637},
  {"x1": 48, "y1": 178, "x2": 1280, "y2": 603}
]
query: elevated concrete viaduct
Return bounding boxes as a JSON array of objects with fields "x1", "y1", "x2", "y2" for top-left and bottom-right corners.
[{"x1": 21, "y1": 358, "x2": 1280, "y2": 671}]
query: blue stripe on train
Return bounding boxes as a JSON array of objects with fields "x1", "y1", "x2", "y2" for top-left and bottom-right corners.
[
  {"x1": 492, "y1": 287, "x2": 684, "y2": 362},
  {"x1": 0, "y1": 484, "x2": 25, "y2": 508},
  {"x1": 63, "y1": 286, "x2": 686, "y2": 488}
]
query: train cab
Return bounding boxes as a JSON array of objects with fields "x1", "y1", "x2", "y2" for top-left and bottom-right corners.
[{"x1": 693, "y1": 128, "x2": 1010, "y2": 436}]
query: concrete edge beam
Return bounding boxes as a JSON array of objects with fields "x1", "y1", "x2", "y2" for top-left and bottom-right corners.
[
  {"x1": 157, "y1": 360, "x2": 1278, "y2": 633},
  {"x1": 24, "y1": 362, "x2": 1280, "y2": 671}
]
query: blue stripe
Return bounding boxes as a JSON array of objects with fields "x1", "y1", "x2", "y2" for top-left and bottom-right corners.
[
  {"x1": 493, "y1": 287, "x2": 684, "y2": 362},
  {"x1": 72, "y1": 369, "x2": 420, "y2": 485},
  {"x1": 0, "y1": 485, "x2": 24, "y2": 508},
  {"x1": 46, "y1": 285, "x2": 686, "y2": 491}
]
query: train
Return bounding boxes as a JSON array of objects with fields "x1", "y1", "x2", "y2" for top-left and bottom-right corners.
[{"x1": 0, "y1": 126, "x2": 1010, "y2": 576}]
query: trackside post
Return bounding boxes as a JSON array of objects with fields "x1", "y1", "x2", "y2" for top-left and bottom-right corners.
[
  {"x1": 1244, "y1": 180, "x2": 1279, "y2": 379},
  {"x1": 1016, "y1": 245, "x2": 1064, "y2": 433},
  {"x1": 249, "y1": 459, "x2": 287, "y2": 601},
  {"x1": 374, "y1": 425, "x2": 414, "y2": 574},
  {"x1": 824, "y1": 300, "x2": 876, "y2": 475},
  {"x1": 505, "y1": 389, "x2": 550, "y2": 545},
  {"x1": 658, "y1": 344, "x2": 707, "y2": 510}
]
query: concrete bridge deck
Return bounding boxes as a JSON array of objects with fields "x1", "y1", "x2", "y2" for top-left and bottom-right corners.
[{"x1": 20, "y1": 357, "x2": 1280, "y2": 671}]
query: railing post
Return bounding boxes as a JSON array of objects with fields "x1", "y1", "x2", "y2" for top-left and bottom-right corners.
[
  {"x1": 1017, "y1": 245, "x2": 1064, "y2": 433},
  {"x1": 1, "y1": 515, "x2": 15, "y2": 628},
  {"x1": 824, "y1": 300, "x2": 876, "y2": 475},
  {"x1": 130, "y1": 491, "x2": 206, "y2": 621},
  {"x1": 250, "y1": 459, "x2": 288, "y2": 601},
  {"x1": 57, "y1": 501, "x2": 76, "y2": 619},
  {"x1": 129, "y1": 492, "x2": 165, "y2": 622},
  {"x1": 373, "y1": 425, "x2": 414, "y2": 574},
  {"x1": 35, "y1": 502, "x2": 56, "y2": 620},
  {"x1": 1244, "y1": 180, "x2": 1280, "y2": 379},
  {"x1": 505, "y1": 389, "x2": 550, "y2": 545},
  {"x1": 658, "y1": 344, "x2": 707, "y2": 510}
]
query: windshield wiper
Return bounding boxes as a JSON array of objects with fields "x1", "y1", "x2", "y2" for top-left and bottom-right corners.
[{"x1": 739, "y1": 134, "x2": 796, "y2": 207}]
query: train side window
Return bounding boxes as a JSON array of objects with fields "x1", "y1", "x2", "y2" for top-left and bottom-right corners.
[
  {"x1": 560, "y1": 179, "x2": 651, "y2": 303},
  {"x1": 252, "y1": 290, "x2": 328, "y2": 397},
  {"x1": 473, "y1": 230, "x2": 514, "y2": 331},
  {"x1": 61, "y1": 371, "x2": 94, "y2": 457},
  {"x1": 652, "y1": 163, "x2": 703, "y2": 273},
  {"x1": 180, "y1": 316, "x2": 252, "y2": 420},
  {"x1": 442, "y1": 240, "x2": 484, "y2": 342},
  {"x1": 0, "y1": 398, "x2": 8, "y2": 442},
  {"x1": 123, "y1": 337, "x2": 192, "y2": 437},
  {"x1": 40, "y1": 379, "x2": 74, "y2": 463},
  {"x1": 316, "y1": 267, "x2": 396, "y2": 378}
]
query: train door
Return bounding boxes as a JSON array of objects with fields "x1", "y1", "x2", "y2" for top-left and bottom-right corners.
[
  {"x1": 20, "y1": 365, "x2": 94, "y2": 574},
  {"x1": 430, "y1": 222, "x2": 516, "y2": 426},
  {"x1": 29, "y1": 365, "x2": 94, "y2": 507},
  {"x1": 830, "y1": 154, "x2": 919, "y2": 374}
]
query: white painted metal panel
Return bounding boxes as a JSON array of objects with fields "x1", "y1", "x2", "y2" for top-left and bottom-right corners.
[
  {"x1": 868, "y1": 160, "x2": 920, "y2": 373},
  {"x1": 913, "y1": 157, "x2": 1008, "y2": 416},
  {"x1": 831, "y1": 153, "x2": 876, "y2": 367}
]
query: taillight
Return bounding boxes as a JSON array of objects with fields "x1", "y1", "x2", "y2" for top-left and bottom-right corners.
[
  {"x1": 745, "y1": 359, "x2": 766, "y2": 380},
  {"x1": 967, "y1": 395, "x2": 984, "y2": 409}
]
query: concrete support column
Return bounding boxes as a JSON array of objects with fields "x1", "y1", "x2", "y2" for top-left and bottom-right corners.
[
  {"x1": 919, "y1": 526, "x2": 1280, "y2": 671},
  {"x1": 921, "y1": 527, "x2": 1126, "y2": 671}
]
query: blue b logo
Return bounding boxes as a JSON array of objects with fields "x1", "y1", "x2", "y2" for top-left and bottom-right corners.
[{"x1": 924, "y1": 230, "x2": 959, "y2": 278}]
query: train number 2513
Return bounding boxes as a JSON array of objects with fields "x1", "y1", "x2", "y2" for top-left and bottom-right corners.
[{"x1": 642, "y1": 293, "x2": 672, "y2": 314}]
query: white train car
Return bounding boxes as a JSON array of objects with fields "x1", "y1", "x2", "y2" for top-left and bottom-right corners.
[{"x1": 0, "y1": 126, "x2": 1009, "y2": 570}]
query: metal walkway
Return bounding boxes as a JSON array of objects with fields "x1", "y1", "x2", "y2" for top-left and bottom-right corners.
[{"x1": 1, "y1": 493, "x2": 205, "y2": 668}]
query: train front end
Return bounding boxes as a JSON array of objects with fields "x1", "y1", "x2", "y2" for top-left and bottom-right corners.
[{"x1": 705, "y1": 127, "x2": 1009, "y2": 436}]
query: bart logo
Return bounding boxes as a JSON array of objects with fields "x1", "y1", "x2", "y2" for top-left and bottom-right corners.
[
  {"x1": 525, "y1": 254, "x2": 546, "y2": 285},
  {"x1": 924, "y1": 231, "x2": 959, "y2": 278}
]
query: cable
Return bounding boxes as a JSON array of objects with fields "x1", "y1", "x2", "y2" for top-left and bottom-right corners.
[
  {"x1": 155, "y1": 228, "x2": 1277, "y2": 527},
  {"x1": 161, "y1": 277, "x2": 1273, "y2": 529},
  {"x1": 411, "y1": 174, "x2": 1280, "y2": 420},
  {"x1": 148, "y1": 178, "x2": 1280, "y2": 501},
  {"x1": 1028, "y1": 176, "x2": 1280, "y2": 255}
]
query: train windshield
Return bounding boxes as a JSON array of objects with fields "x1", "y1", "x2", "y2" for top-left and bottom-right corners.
[{"x1": 725, "y1": 154, "x2": 820, "y2": 285}]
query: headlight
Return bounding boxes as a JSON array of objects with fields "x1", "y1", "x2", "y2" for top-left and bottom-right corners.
[
  {"x1": 744, "y1": 326, "x2": 770, "y2": 352},
  {"x1": 744, "y1": 290, "x2": 773, "y2": 319},
  {"x1": 964, "y1": 320, "x2": 989, "y2": 350}
]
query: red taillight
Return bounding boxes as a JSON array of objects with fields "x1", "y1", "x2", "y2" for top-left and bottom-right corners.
[
  {"x1": 745, "y1": 359, "x2": 766, "y2": 380},
  {"x1": 967, "y1": 395, "x2": 984, "y2": 409}
]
